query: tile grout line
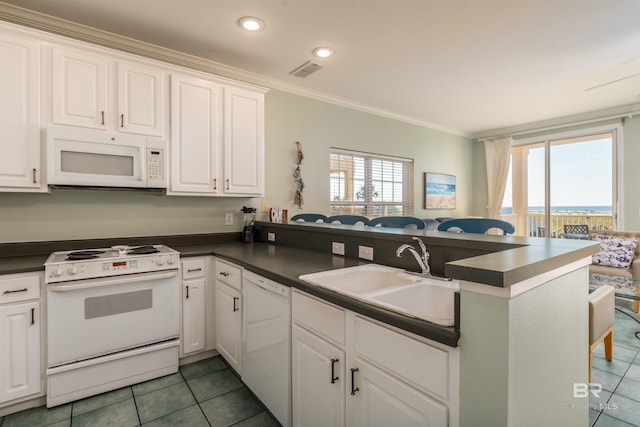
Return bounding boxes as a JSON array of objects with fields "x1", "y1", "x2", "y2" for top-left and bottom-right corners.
[
  {"x1": 130, "y1": 385, "x2": 142, "y2": 427},
  {"x1": 592, "y1": 335, "x2": 640, "y2": 426},
  {"x1": 179, "y1": 369, "x2": 213, "y2": 427}
]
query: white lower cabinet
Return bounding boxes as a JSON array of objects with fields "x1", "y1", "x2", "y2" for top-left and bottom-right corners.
[
  {"x1": 0, "y1": 273, "x2": 42, "y2": 405},
  {"x1": 214, "y1": 259, "x2": 242, "y2": 373},
  {"x1": 349, "y1": 358, "x2": 447, "y2": 427},
  {"x1": 292, "y1": 290, "x2": 458, "y2": 427},
  {"x1": 180, "y1": 257, "x2": 216, "y2": 358},
  {"x1": 292, "y1": 324, "x2": 345, "y2": 427}
]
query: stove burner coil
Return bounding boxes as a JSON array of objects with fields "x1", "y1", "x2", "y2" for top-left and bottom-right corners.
[
  {"x1": 127, "y1": 246, "x2": 160, "y2": 255},
  {"x1": 65, "y1": 250, "x2": 106, "y2": 261}
]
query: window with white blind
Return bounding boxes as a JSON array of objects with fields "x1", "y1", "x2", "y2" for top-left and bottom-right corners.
[{"x1": 329, "y1": 148, "x2": 414, "y2": 217}]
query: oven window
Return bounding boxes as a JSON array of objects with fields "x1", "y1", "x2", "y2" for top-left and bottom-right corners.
[
  {"x1": 84, "y1": 289, "x2": 152, "y2": 319},
  {"x1": 61, "y1": 151, "x2": 134, "y2": 176}
]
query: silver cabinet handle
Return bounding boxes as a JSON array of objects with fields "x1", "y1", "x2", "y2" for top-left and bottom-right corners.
[
  {"x1": 185, "y1": 285, "x2": 189, "y2": 299},
  {"x1": 187, "y1": 268, "x2": 202, "y2": 273},
  {"x1": 32, "y1": 168, "x2": 37, "y2": 184},
  {"x1": 101, "y1": 111, "x2": 105, "y2": 125},
  {"x1": 226, "y1": 179, "x2": 230, "y2": 190},
  {"x1": 213, "y1": 178, "x2": 217, "y2": 190},
  {"x1": 233, "y1": 296, "x2": 239, "y2": 312},
  {"x1": 120, "y1": 114, "x2": 124, "y2": 128},
  {"x1": 31, "y1": 308, "x2": 35, "y2": 325},
  {"x1": 219, "y1": 271, "x2": 230, "y2": 277}
]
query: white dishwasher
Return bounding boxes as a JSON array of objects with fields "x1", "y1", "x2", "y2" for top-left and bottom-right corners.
[{"x1": 242, "y1": 270, "x2": 291, "y2": 427}]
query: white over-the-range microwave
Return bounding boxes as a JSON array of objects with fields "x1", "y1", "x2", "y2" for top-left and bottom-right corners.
[{"x1": 46, "y1": 126, "x2": 167, "y2": 189}]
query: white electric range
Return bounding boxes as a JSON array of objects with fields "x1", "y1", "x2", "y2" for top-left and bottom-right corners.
[{"x1": 44, "y1": 245, "x2": 180, "y2": 407}]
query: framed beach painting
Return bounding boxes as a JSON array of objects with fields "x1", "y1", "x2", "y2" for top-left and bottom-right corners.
[{"x1": 425, "y1": 172, "x2": 456, "y2": 209}]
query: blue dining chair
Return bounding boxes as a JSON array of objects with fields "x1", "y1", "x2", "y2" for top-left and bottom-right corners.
[
  {"x1": 290, "y1": 213, "x2": 327, "y2": 223},
  {"x1": 325, "y1": 215, "x2": 370, "y2": 226},
  {"x1": 369, "y1": 216, "x2": 426, "y2": 230},
  {"x1": 437, "y1": 218, "x2": 515, "y2": 235}
]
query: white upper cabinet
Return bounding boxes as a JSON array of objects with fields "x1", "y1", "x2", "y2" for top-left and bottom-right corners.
[
  {"x1": 169, "y1": 74, "x2": 221, "y2": 194},
  {"x1": 51, "y1": 46, "x2": 165, "y2": 136},
  {"x1": 169, "y1": 73, "x2": 266, "y2": 197},
  {"x1": 0, "y1": 32, "x2": 43, "y2": 192},
  {"x1": 52, "y1": 47, "x2": 108, "y2": 130},
  {"x1": 117, "y1": 62, "x2": 164, "y2": 136},
  {"x1": 223, "y1": 86, "x2": 265, "y2": 195}
]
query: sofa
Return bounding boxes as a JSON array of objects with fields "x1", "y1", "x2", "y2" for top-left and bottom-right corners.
[{"x1": 589, "y1": 230, "x2": 640, "y2": 312}]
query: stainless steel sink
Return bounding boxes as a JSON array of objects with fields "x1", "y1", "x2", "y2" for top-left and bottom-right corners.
[{"x1": 299, "y1": 264, "x2": 458, "y2": 326}]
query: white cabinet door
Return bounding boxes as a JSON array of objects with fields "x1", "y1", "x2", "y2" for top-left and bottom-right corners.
[
  {"x1": 223, "y1": 86, "x2": 264, "y2": 195},
  {"x1": 182, "y1": 278, "x2": 206, "y2": 355},
  {"x1": 52, "y1": 47, "x2": 108, "y2": 129},
  {"x1": 292, "y1": 325, "x2": 345, "y2": 427},
  {"x1": 0, "y1": 34, "x2": 42, "y2": 191},
  {"x1": 170, "y1": 74, "x2": 221, "y2": 194},
  {"x1": 349, "y1": 358, "x2": 447, "y2": 427},
  {"x1": 0, "y1": 301, "x2": 41, "y2": 403},
  {"x1": 117, "y1": 62, "x2": 164, "y2": 136},
  {"x1": 215, "y1": 281, "x2": 242, "y2": 373}
]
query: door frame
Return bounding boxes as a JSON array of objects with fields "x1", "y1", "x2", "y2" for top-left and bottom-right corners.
[{"x1": 510, "y1": 123, "x2": 623, "y2": 235}]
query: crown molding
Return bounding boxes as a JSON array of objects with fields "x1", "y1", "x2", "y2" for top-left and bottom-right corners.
[
  {"x1": 472, "y1": 103, "x2": 640, "y2": 140},
  {"x1": 0, "y1": 2, "x2": 470, "y2": 138}
]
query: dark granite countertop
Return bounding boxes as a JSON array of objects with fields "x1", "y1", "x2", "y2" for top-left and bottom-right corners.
[{"x1": 0, "y1": 239, "x2": 460, "y2": 347}]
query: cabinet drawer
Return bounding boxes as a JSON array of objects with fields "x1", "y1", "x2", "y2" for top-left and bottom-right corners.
[
  {"x1": 292, "y1": 291, "x2": 345, "y2": 346},
  {"x1": 182, "y1": 258, "x2": 205, "y2": 279},
  {"x1": 0, "y1": 273, "x2": 40, "y2": 304},
  {"x1": 215, "y1": 259, "x2": 242, "y2": 290},
  {"x1": 353, "y1": 316, "x2": 449, "y2": 399}
]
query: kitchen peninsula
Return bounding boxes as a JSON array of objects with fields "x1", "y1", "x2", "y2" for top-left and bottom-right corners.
[{"x1": 248, "y1": 221, "x2": 599, "y2": 427}]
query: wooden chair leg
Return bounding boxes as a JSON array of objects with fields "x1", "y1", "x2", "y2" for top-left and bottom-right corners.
[
  {"x1": 589, "y1": 327, "x2": 614, "y2": 382},
  {"x1": 634, "y1": 300, "x2": 639, "y2": 313},
  {"x1": 604, "y1": 330, "x2": 613, "y2": 361},
  {"x1": 589, "y1": 347, "x2": 593, "y2": 383}
]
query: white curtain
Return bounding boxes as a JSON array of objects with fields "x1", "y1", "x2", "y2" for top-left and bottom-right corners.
[{"x1": 484, "y1": 136, "x2": 512, "y2": 219}]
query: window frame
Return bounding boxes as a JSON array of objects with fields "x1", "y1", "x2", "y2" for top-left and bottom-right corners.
[{"x1": 329, "y1": 148, "x2": 414, "y2": 217}]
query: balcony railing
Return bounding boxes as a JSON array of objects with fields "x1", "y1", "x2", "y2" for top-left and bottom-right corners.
[{"x1": 524, "y1": 211, "x2": 613, "y2": 237}]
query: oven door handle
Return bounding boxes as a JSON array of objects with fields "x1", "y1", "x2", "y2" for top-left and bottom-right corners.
[{"x1": 47, "y1": 270, "x2": 178, "y2": 292}]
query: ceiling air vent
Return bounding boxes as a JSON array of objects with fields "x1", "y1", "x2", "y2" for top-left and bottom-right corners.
[{"x1": 289, "y1": 61, "x2": 322, "y2": 78}]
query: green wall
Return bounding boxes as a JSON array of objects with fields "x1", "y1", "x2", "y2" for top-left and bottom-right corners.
[
  {"x1": 472, "y1": 115, "x2": 640, "y2": 231},
  {"x1": 0, "y1": 89, "x2": 474, "y2": 243},
  {"x1": 260, "y1": 90, "x2": 473, "y2": 222}
]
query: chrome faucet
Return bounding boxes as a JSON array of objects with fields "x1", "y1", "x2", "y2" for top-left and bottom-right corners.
[{"x1": 396, "y1": 237, "x2": 431, "y2": 275}]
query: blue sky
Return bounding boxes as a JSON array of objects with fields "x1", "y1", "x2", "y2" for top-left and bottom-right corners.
[{"x1": 502, "y1": 137, "x2": 613, "y2": 208}]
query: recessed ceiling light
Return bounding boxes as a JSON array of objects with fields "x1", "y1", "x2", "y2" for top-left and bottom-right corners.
[
  {"x1": 313, "y1": 47, "x2": 334, "y2": 58},
  {"x1": 238, "y1": 17, "x2": 264, "y2": 31}
]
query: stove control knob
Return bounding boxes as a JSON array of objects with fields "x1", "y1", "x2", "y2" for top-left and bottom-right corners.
[
  {"x1": 167, "y1": 256, "x2": 175, "y2": 265},
  {"x1": 156, "y1": 256, "x2": 165, "y2": 266},
  {"x1": 53, "y1": 267, "x2": 64, "y2": 277},
  {"x1": 68, "y1": 266, "x2": 78, "y2": 275}
]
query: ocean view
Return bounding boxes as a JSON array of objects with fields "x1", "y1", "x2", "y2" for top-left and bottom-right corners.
[{"x1": 501, "y1": 206, "x2": 612, "y2": 214}]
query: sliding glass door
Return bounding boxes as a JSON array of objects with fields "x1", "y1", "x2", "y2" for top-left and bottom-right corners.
[{"x1": 502, "y1": 127, "x2": 618, "y2": 237}]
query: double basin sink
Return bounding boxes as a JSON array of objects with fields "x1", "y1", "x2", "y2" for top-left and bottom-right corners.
[{"x1": 299, "y1": 264, "x2": 459, "y2": 327}]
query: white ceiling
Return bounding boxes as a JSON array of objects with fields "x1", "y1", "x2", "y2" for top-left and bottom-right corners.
[{"x1": 3, "y1": 0, "x2": 640, "y2": 137}]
